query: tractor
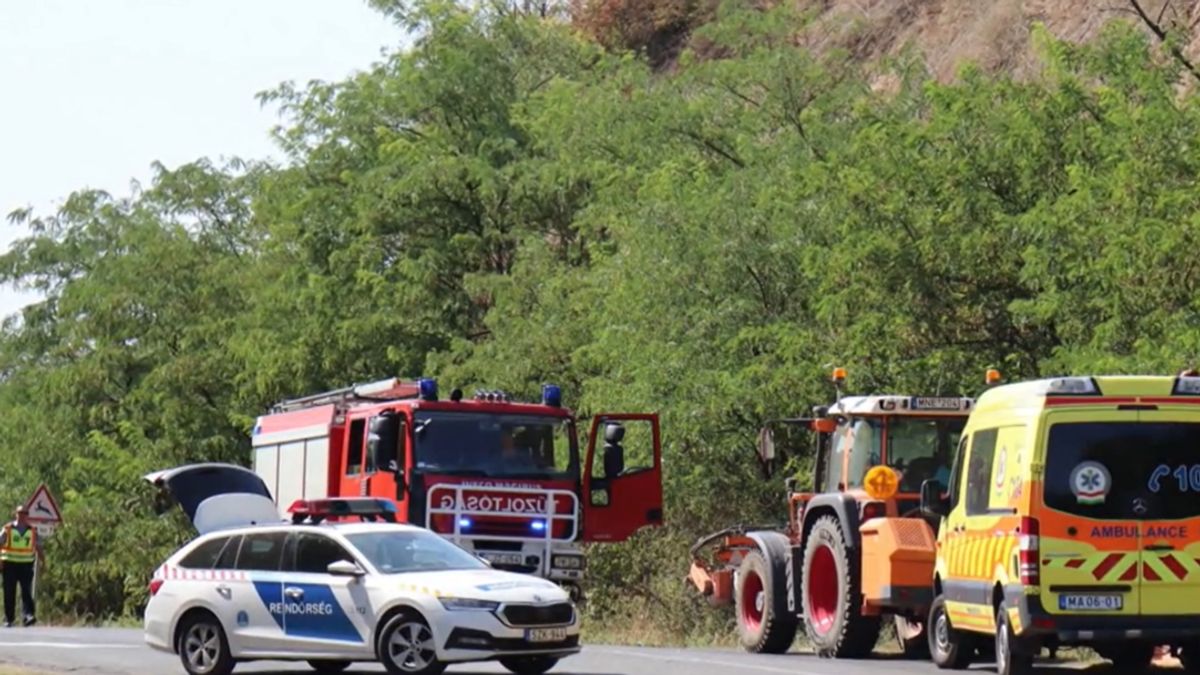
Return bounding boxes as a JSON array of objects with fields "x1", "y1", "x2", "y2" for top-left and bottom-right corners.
[{"x1": 686, "y1": 367, "x2": 985, "y2": 658}]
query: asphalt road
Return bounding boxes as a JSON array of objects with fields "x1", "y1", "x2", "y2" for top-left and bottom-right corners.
[{"x1": 0, "y1": 627, "x2": 1117, "y2": 675}]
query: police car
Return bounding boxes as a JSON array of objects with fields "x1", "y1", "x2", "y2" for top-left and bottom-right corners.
[{"x1": 142, "y1": 464, "x2": 580, "y2": 675}]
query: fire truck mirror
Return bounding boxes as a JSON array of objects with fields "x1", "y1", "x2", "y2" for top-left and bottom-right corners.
[{"x1": 367, "y1": 412, "x2": 402, "y2": 475}]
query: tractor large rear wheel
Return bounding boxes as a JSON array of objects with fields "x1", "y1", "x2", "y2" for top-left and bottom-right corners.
[
  {"x1": 735, "y1": 549, "x2": 798, "y2": 653},
  {"x1": 801, "y1": 515, "x2": 880, "y2": 658}
]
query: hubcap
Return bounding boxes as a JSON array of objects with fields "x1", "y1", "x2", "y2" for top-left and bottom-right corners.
[
  {"x1": 935, "y1": 612, "x2": 950, "y2": 652},
  {"x1": 807, "y1": 544, "x2": 838, "y2": 635},
  {"x1": 996, "y1": 620, "x2": 1009, "y2": 672},
  {"x1": 183, "y1": 623, "x2": 220, "y2": 674},
  {"x1": 388, "y1": 622, "x2": 436, "y2": 672},
  {"x1": 740, "y1": 571, "x2": 765, "y2": 632}
]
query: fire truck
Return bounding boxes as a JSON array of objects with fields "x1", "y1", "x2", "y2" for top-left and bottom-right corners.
[{"x1": 249, "y1": 376, "x2": 663, "y2": 599}]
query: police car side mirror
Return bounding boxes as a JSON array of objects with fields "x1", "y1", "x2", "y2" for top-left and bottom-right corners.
[{"x1": 327, "y1": 560, "x2": 365, "y2": 577}]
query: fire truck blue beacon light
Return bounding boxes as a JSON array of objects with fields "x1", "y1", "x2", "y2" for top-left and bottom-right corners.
[{"x1": 542, "y1": 384, "x2": 562, "y2": 407}]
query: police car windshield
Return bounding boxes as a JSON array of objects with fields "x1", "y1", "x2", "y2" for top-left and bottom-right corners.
[
  {"x1": 1045, "y1": 421, "x2": 1200, "y2": 520},
  {"x1": 413, "y1": 412, "x2": 579, "y2": 480},
  {"x1": 345, "y1": 531, "x2": 488, "y2": 574}
]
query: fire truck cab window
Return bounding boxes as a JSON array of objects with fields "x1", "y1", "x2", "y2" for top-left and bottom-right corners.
[
  {"x1": 346, "y1": 418, "x2": 366, "y2": 476},
  {"x1": 413, "y1": 412, "x2": 579, "y2": 480}
]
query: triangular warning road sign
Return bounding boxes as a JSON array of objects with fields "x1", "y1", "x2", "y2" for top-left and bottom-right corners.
[{"x1": 23, "y1": 483, "x2": 62, "y2": 524}]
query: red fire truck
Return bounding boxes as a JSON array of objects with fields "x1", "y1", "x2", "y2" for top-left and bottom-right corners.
[{"x1": 250, "y1": 377, "x2": 663, "y2": 599}]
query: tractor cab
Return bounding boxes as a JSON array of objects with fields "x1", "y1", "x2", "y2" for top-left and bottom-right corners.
[{"x1": 756, "y1": 370, "x2": 973, "y2": 523}]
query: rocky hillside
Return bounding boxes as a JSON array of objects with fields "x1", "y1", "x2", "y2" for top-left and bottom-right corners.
[{"x1": 574, "y1": 0, "x2": 1200, "y2": 80}]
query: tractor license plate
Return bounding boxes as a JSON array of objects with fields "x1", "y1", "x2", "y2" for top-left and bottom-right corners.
[
  {"x1": 911, "y1": 397, "x2": 963, "y2": 410},
  {"x1": 481, "y1": 552, "x2": 525, "y2": 566},
  {"x1": 1058, "y1": 594, "x2": 1123, "y2": 611},
  {"x1": 526, "y1": 627, "x2": 567, "y2": 643}
]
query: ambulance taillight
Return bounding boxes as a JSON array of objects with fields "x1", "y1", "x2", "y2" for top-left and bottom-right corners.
[{"x1": 1018, "y1": 517, "x2": 1040, "y2": 586}]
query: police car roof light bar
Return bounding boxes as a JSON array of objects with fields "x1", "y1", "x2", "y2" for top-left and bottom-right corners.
[{"x1": 288, "y1": 497, "x2": 398, "y2": 524}]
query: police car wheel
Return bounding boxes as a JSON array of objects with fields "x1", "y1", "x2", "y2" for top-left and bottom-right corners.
[
  {"x1": 306, "y1": 660, "x2": 351, "y2": 673},
  {"x1": 499, "y1": 656, "x2": 559, "y2": 674},
  {"x1": 378, "y1": 613, "x2": 446, "y2": 675},
  {"x1": 177, "y1": 613, "x2": 234, "y2": 675}
]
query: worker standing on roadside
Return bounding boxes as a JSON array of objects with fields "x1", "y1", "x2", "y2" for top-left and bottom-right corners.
[{"x1": 1, "y1": 505, "x2": 44, "y2": 627}]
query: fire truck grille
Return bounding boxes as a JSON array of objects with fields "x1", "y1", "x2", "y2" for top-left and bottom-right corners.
[{"x1": 502, "y1": 602, "x2": 574, "y2": 627}]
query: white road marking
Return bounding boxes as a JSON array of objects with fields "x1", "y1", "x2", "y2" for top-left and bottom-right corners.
[
  {"x1": 0, "y1": 641, "x2": 139, "y2": 649},
  {"x1": 597, "y1": 647, "x2": 831, "y2": 675}
]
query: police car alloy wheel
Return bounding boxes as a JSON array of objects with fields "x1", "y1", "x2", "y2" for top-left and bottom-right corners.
[
  {"x1": 378, "y1": 613, "x2": 446, "y2": 675},
  {"x1": 177, "y1": 613, "x2": 234, "y2": 675}
]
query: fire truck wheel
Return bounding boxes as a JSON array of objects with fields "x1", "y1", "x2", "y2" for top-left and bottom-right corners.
[
  {"x1": 927, "y1": 595, "x2": 972, "y2": 669},
  {"x1": 378, "y1": 612, "x2": 447, "y2": 675},
  {"x1": 894, "y1": 615, "x2": 930, "y2": 659},
  {"x1": 499, "y1": 656, "x2": 559, "y2": 674},
  {"x1": 734, "y1": 549, "x2": 798, "y2": 653},
  {"x1": 801, "y1": 515, "x2": 880, "y2": 658}
]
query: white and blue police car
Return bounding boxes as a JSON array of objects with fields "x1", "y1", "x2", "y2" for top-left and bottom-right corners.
[{"x1": 142, "y1": 464, "x2": 580, "y2": 675}]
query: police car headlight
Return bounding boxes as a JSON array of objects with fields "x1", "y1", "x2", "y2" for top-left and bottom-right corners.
[
  {"x1": 439, "y1": 597, "x2": 501, "y2": 612},
  {"x1": 552, "y1": 555, "x2": 584, "y2": 570}
]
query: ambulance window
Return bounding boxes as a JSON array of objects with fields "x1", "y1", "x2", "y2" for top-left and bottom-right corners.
[
  {"x1": 179, "y1": 536, "x2": 230, "y2": 569},
  {"x1": 346, "y1": 419, "x2": 366, "y2": 476},
  {"x1": 948, "y1": 435, "x2": 968, "y2": 510},
  {"x1": 965, "y1": 428, "x2": 998, "y2": 516},
  {"x1": 1045, "y1": 421, "x2": 1200, "y2": 520},
  {"x1": 235, "y1": 531, "x2": 287, "y2": 571}
]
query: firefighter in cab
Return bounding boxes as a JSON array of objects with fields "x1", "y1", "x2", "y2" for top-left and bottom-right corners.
[{"x1": 1, "y1": 505, "x2": 44, "y2": 627}]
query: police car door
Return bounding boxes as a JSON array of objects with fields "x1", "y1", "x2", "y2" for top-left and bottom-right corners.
[
  {"x1": 276, "y1": 531, "x2": 373, "y2": 656},
  {"x1": 229, "y1": 530, "x2": 293, "y2": 653}
]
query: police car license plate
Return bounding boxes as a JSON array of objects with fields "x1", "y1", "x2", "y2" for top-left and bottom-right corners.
[
  {"x1": 526, "y1": 627, "x2": 567, "y2": 643},
  {"x1": 1059, "y1": 594, "x2": 1123, "y2": 611},
  {"x1": 481, "y1": 552, "x2": 525, "y2": 566}
]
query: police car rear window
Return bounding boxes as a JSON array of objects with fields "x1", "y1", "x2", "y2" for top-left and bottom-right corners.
[
  {"x1": 179, "y1": 536, "x2": 230, "y2": 569},
  {"x1": 1045, "y1": 421, "x2": 1200, "y2": 520}
]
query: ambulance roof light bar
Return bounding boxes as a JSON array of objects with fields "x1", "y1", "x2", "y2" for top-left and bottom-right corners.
[
  {"x1": 288, "y1": 497, "x2": 398, "y2": 524},
  {"x1": 272, "y1": 377, "x2": 424, "y2": 413}
]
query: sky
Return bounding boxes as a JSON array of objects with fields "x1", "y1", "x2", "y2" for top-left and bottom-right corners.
[{"x1": 0, "y1": 0, "x2": 404, "y2": 318}]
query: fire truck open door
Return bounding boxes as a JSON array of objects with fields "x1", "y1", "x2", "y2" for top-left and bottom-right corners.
[{"x1": 581, "y1": 413, "x2": 663, "y2": 542}]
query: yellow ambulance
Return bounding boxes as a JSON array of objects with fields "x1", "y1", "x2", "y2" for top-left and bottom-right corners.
[{"x1": 921, "y1": 374, "x2": 1200, "y2": 675}]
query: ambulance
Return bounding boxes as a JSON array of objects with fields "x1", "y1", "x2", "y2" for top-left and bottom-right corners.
[{"x1": 922, "y1": 374, "x2": 1200, "y2": 675}]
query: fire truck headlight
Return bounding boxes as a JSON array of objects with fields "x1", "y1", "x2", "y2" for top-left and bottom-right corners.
[
  {"x1": 439, "y1": 598, "x2": 501, "y2": 612},
  {"x1": 552, "y1": 555, "x2": 584, "y2": 570}
]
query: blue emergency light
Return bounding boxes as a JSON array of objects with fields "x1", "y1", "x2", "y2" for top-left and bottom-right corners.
[
  {"x1": 418, "y1": 378, "x2": 438, "y2": 401},
  {"x1": 458, "y1": 517, "x2": 472, "y2": 529},
  {"x1": 542, "y1": 384, "x2": 562, "y2": 407},
  {"x1": 530, "y1": 519, "x2": 546, "y2": 532}
]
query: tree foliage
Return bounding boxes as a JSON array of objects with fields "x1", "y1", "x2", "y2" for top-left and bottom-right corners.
[{"x1": 2, "y1": 2, "x2": 1199, "y2": 640}]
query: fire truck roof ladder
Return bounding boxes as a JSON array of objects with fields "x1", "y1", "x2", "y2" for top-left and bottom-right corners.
[{"x1": 271, "y1": 377, "x2": 422, "y2": 413}]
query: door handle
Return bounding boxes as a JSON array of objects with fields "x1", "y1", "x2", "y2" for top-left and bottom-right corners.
[
  {"x1": 285, "y1": 587, "x2": 304, "y2": 600},
  {"x1": 1145, "y1": 544, "x2": 1176, "y2": 551}
]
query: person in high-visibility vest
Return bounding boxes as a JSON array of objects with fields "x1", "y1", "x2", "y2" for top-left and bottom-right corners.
[{"x1": 1, "y1": 505, "x2": 44, "y2": 627}]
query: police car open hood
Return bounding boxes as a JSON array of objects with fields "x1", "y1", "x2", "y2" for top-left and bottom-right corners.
[
  {"x1": 390, "y1": 569, "x2": 569, "y2": 604},
  {"x1": 144, "y1": 463, "x2": 283, "y2": 535}
]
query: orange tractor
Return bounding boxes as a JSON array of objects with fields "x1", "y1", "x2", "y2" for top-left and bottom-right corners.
[{"x1": 687, "y1": 368, "x2": 979, "y2": 657}]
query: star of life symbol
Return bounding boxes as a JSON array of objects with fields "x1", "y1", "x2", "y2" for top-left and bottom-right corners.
[{"x1": 1070, "y1": 461, "x2": 1111, "y2": 505}]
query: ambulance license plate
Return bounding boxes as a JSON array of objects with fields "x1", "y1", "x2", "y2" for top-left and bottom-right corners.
[
  {"x1": 526, "y1": 627, "x2": 567, "y2": 643},
  {"x1": 481, "y1": 552, "x2": 525, "y2": 566},
  {"x1": 1059, "y1": 594, "x2": 1123, "y2": 611}
]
